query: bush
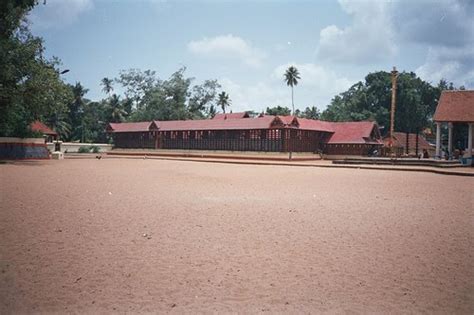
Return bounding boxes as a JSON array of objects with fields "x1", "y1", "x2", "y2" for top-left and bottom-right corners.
[
  {"x1": 91, "y1": 145, "x2": 100, "y2": 153},
  {"x1": 78, "y1": 146, "x2": 91, "y2": 153}
]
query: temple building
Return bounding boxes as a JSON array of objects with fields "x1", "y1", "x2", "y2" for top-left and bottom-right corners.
[
  {"x1": 433, "y1": 90, "x2": 473, "y2": 162},
  {"x1": 107, "y1": 114, "x2": 383, "y2": 156}
]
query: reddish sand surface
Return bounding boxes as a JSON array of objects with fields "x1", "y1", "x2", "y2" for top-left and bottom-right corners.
[{"x1": 1, "y1": 159, "x2": 473, "y2": 313}]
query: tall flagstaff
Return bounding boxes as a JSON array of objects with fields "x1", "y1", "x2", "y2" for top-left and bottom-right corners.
[{"x1": 390, "y1": 66, "x2": 398, "y2": 153}]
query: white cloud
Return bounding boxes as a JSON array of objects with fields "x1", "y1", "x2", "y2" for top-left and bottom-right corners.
[
  {"x1": 218, "y1": 64, "x2": 354, "y2": 113},
  {"x1": 29, "y1": 0, "x2": 93, "y2": 29},
  {"x1": 316, "y1": 0, "x2": 396, "y2": 63},
  {"x1": 272, "y1": 63, "x2": 352, "y2": 93},
  {"x1": 188, "y1": 34, "x2": 265, "y2": 67},
  {"x1": 416, "y1": 46, "x2": 474, "y2": 88},
  {"x1": 393, "y1": 0, "x2": 474, "y2": 48},
  {"x1": 219, "y1": 78, "x2": 288, "y2": 113}
]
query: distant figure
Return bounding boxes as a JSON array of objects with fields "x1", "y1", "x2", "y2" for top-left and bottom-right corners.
[{"x1": 422, "y1": 149, "x2": 429, "y2": 159}]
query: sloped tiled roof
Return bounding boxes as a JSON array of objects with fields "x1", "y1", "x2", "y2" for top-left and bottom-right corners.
[
  {"x1": 30, "y1": 121, "x2": 57, "y2": 135},
  {"x1": 294, "y1": 117, "x2": 335, "y2": 133},
  {"x1": 213, "y1": 112, "x2": 250, "y2": 120},
  {"x1": 154, "y1": 115, "x2": 283, "y2": 131},
  {"x1": 107, "y1": 121, "x2": 154, "y2": 133},
  {"x1": 434, "y1": 90, "x2": 474, "y2": 122},
  {"x1": 383, "y1": 132, "x2": 433, "y2": 150},
  {"x1": 326, "y1": 121, "x2": 381, "y2": 144}
]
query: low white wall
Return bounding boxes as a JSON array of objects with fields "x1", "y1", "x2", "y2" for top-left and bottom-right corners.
[{"x1": 47, "y1": 142, "x2": 113, "y2": 153}]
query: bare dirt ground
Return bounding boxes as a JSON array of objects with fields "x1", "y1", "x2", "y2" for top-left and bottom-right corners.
[{"x1": 1, "y1": 159, "x2": 473, "y2": 313}]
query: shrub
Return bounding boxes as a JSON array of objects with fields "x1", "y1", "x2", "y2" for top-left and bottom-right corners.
[
  {"x1": 78, "y1": 146, "x2": 91, "y2": 153},
  {"x1": 91, "y1": 145, "x2": 100, "y2": 153}
]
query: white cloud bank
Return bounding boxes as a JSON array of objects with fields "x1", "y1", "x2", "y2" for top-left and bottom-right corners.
[
  {"x1": 188, "y1": 34, "x2": 265, "y2": 67},
  {"x1": 272, "y1": 63, "x2": 352, "y2": 93},
  {"x1": 316, "y1": 0, "x2": 397, "y2": 63},
  {"x1": 218, "y1": 63, "x2": 354, "y2": 113},
  {"x1": 316, "y1": 0, "x2": 473, "y2": 88},
  {"x1": 28, "y1": 0, "x2": 93, "y2": 29}
]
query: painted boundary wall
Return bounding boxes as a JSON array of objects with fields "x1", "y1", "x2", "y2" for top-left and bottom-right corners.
[
  {"x1": 0, "y1": 137, "x2": 49, "y2": 160},
  {"x1": 46, "y1": 142, "x2": 113, "y2": 153}
]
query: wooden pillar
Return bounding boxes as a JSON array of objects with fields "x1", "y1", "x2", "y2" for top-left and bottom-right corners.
[
  {"x1": 468, "y1": 123, "x2": 473, "y2": 159},
  {"x1": 435, "y1": 122, "x2": 441, "y2": 159},
  {"x1": 448, "y1": 122, "x2": 453, "y2": 159}
]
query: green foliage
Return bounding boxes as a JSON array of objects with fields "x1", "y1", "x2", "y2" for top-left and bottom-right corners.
[
  {"x1": 266, "y1": 106, "x2": 291, "y2": 116},
  {"x1": 77, "y1": 146, "x2": 91, "y2": 153},
  {"x1": 0, "y1": 1, "x2": 74, "y2": 138},
  {"x1": 124, "y1": 67, "x2": 221, "y2": 121},
  {"x1": 101, "y1": 77, "x2": 113, "y2": 95},
  {"x1": 320, "y1": 71, "x2": 455, "y2": 135},
  {"x1": 217, "y1": 91, "x2": 231, "y2": 114},
  {"x1": 284, "y1": 66, "x2": 301, "y2": 114},
  {"x1": 299, "y1": 106, "x2": 321, "y2": 119},
  {"x1": 284, "y1": 66, "x2": 300, "y2": 88},
  {"x1": 116, "y1": 69, "x2": 158, "y2": 110},
  {"x1": 91, "y1": 145, "x2": 100, "y2": 153}
]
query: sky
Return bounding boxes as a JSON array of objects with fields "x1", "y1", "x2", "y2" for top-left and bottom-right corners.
[{"x1": 28, "y1": 0, "x2": 474, "y2": 113}]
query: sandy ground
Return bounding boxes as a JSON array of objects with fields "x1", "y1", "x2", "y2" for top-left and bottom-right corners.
[{"x1": 0, "y1": 159, "x2": 473, "y2": 313}]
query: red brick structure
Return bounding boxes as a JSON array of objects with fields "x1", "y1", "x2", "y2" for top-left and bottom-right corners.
[{"x1": 107, "y1": 114, "x2": 383, "y2": 155}]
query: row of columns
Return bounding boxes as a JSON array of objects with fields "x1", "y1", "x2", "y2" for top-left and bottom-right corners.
[{"x1": 435, "y1": 121, "x2": 473, "y2": 159}]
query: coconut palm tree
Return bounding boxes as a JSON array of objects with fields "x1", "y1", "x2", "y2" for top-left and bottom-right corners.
[
  {"x1": 217, "y1": 91, "x2": 231, "y2": 114},
  {"x1": 101, "y1": 77, "x2": 114, "y2": 95},
  {"x1": 284, "y1": 66, "x2": 301, "y2": 115},
  {"x1": 107, "y1": 94, "x2": 127, "y2": 123}
]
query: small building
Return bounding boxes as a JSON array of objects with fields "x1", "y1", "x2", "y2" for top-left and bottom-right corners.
[
  {"x1": 382, "y1": 132, "x2": 434, "y2": 156},
  {"x1": 323, "y1": 121, "x2": 383, "y2": 156},
  {"x1": 433, "y1": 90, "x2": 473, "y2": 162},
  {"x1": 30, "y1": 121, "x2": 57, "y2": 142}
]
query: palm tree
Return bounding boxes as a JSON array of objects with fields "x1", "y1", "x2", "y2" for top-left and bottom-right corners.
[
  {"x1": 101, "y1": 77, "x2": 114, "y2": 95},
  {"x1": 284, "y1": 66, "x2": 301, "y2": 115},
  {"x1": 107, "y1": 94, "x2": 127, "y2": 123},
  {"x1": 217, "y1": 91, "x2": 231, "y2": 114}
]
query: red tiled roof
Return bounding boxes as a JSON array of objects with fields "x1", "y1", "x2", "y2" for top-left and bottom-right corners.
[
  {"x1": 107, "y1": 121, "x2": 154, "y2": 133},
  {"x1": 327, "y1": 121, "x2": 381, "y2": 144},
  {"x1": 294, "y1": 117, "x2": 335, "y2": 133},
  {"x1": 30, "y1": 121, "x2": 57, "y2": 135},
  {"x1": 433, "y1": 90, "x2": 474, "y2": 122},
  {"x1": 154, "y1": 115, "x2": 284, "y2": 131},
  {"x1": 278, "y1": 115, "x2": 296, "y2": 125},
  {"x1": 261, "y1": 115, "x2": 334, "y2": 132},
  {"x1": 383, "y1": 132, "x2": 433, "y2": 150},
  {"x1": 213, "y1": 112, "x2": 250, "y2": 120}
]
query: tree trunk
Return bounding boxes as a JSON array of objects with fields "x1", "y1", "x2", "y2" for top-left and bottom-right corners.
[
  {"x1": 406, "y1": 132, "x2": 409, "y2": 155},
  {"x1": 291, "y1": 86, "x2": 294, "y2": 115}
]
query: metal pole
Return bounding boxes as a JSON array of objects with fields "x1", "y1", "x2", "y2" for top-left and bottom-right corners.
[{"x1": 390, "y1": 66, "x2": 398, "y2": 156}]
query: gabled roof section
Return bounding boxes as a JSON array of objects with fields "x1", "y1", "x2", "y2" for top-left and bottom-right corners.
[
  {"x1": 277, "y1": 115, "x2": 296, "y2": 125},
  {"x1": 107, "y1": 121, "x2": 154, "y2": 133},
  {"x1": 383, "y1": 132, "x2": 433, "y2": 149},
  {"x1": 295, "y1": 117, "x2": 335, "y2": 133},
  {"x1": 327, "y1": 121, "x2": 382, "y2": 144},
  {"x1": 213, "y1": 112, "x2": 250, "y2": 120},
  {"x1": 434, "y1": 90, "x2": 474, "y2": 122},
  {"x1": 30, "y1": 121, "x2": 57, "y2": 136},
  {"x1": 154, "y1": 115, "x2": 284, "y2": 131}
]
